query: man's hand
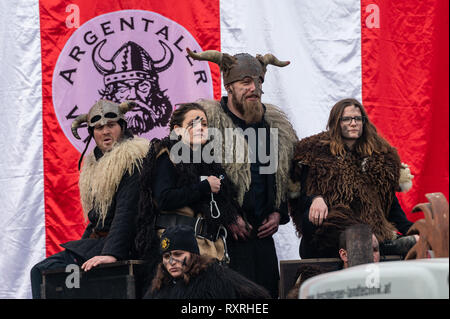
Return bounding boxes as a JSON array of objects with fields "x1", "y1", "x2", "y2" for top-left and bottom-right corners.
[
  {"x1": 229, "y1": 215, "x2": 252, "y2": 240},
  {"x1": 309, "y1": 196, "x2": 328, "y2": 226},
  {"x1": 257, "y1": 212, "x2": 281, "y2": 238},
  {"x1": 81, "y1": 255, "x2": 117, "y2": 271}
]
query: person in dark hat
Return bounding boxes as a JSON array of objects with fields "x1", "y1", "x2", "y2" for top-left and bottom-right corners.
[
  {"x1": 143, "y1": 225, "x2": 271, "y2": 299},
  {"x1": 30, "y1": 100, "x2": 149, "y2": 299}
]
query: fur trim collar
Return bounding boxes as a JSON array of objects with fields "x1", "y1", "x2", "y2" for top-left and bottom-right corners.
[
  {"x1": 197, "y1": 98, "x2": 298, "y2": 208},
  {"x1": 79, "y1": 137, "x2": 149, "y2": 224}
]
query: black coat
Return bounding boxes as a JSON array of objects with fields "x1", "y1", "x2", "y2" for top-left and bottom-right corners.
[
  {"x1": 144, "y1": 261, "x2": 271, "y2": 299},
  {"x1": 152, "y1": 151, "x2": 238, "y2": 225},
  {"x1": 135, "y1": 137, "x2": 241, "y2": 260},
  {"x1": 61, "y1": 147, "x2": 140, "y2": 261}
]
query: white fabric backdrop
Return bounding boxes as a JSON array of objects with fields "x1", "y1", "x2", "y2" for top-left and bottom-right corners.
[{"x1": 0, "y1": 0, "x2": 45, "y2": 299}]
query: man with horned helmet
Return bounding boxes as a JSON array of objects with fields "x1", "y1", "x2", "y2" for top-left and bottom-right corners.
[
  {"x1": 30, "y1": 100, "x2": 149, "y2": 298},
  {"x1": 187, "y1": 48, "x2": 299, "y2": 298}
]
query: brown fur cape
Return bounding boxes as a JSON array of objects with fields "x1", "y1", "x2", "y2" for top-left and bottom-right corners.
[{"x1": 291, "y1": 131, "x2": 401, "y2": 242}]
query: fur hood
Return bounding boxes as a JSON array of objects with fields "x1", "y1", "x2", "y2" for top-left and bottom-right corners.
[
  {"x1": 196, "y1": 98, "x2": 299, "y2": 208},
  {"x1": 79, "y1": 137, "x2": 149, "y2": 224}
]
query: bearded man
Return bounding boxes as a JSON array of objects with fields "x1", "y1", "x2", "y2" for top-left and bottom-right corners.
[
  {"x1": 290, "y1": 98, "x2": 416, "y2": 259},
  {"x1": 187, "y1": 49, "x2": 299, "y2": 298},
  {"x1": 30, "y1": 100, "x2": 149, "y2": 298}
]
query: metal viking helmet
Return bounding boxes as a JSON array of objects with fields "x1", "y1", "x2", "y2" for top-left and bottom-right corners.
[
  {"x1": 186, "y1": 48, "x2": 290, "y2": 85},
  {"x1": 93, "y1": 39, "x2": 174, "y2": 85},
  {"x1": 71, "y1": 100, "x2": 136, "y2": 140}
]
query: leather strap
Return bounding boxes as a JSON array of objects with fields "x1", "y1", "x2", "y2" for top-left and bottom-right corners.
[{"x1": 156, "y1": 214, "x2": 223, "y2": 242}]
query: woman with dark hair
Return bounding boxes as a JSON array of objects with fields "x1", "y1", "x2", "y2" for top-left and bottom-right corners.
[
  {"x1": 325, "y1": 98, "x2": 392, "y2": 158},
  {"x1": 144, "y1": 225, "x2": 270, "y2": 299},
  {"x1": 135, "y1": 103, "x2": 242, "y2": 270},
  {"x1": 290, "y1": 98, "x2": 415, "y2": 259}
]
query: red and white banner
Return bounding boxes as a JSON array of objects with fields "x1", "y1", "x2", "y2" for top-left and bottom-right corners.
[{"x1": 0, "y1": 0, "x2": 448, "y2": 298}]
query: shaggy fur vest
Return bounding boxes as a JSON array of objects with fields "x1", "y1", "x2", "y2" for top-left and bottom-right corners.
[
  {"x1": 196, "y1": 99, "x2": 299, "y2": 208},
  {"x1": 79, "y1": 137, "x2": 149, "y2": 225},
  {"x1": 292, "y1": 131, "x2": 401, "y2": 242}
]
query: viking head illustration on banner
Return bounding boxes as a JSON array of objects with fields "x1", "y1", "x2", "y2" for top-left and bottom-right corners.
[{"x1": 92, "y1": 39, "x2": 174, "y2": 134}]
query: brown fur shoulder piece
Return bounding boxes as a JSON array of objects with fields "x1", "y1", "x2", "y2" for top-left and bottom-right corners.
[
  {"x1": 79, "y1": 137, "x2": 149, "y2": 224},
  {"x1": 293, "y1": 131, "x2": 330, "y2": 166},
  {"x1": 264, "y1": 103, "x2": 299, "y2": 206},
  {"x1": 292, "y1": 131, "x2": 401, "y2": 242}
]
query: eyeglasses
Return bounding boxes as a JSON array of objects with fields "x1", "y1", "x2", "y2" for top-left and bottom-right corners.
[{"x1": 340, "y1": 116, "x2": 365, "y2": 124}]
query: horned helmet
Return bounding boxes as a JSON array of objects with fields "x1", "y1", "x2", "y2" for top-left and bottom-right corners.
[
  {"x1": 186, "y1": 48, "x2": 290, "y2": 86},
  {"x1": 71, "y1": 100, "x2": 136, "y2": 170},
  {"x1": 71, "y1": 99, "x2": 136, "y2": 140}
]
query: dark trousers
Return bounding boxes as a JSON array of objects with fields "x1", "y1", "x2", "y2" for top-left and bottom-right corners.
[
  {"x1": 299, "y1": 213, "x2": 321, "y2": 258},
  {"x1": 30, "y1": 250, "x2": 84, "y2": 299},
  {"x1": 299, "y1": 211, "x2": 340, "y2": 259},
  {"x1": 228, "y1": 235, "x2": 280, "y2": 298}
]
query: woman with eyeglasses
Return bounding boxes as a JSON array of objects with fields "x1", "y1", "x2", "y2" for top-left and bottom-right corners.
[{"x1": 289, "y1": 98, "x2": 416, "y2": 259}]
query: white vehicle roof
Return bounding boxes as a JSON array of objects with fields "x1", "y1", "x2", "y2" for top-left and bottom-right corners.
[{"x1": 299, "y1": 258, "x2": 449, "y2": 299}]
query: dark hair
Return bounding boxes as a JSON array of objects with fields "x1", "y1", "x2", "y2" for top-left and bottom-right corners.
[
  {"x1": 286, "y1": 264, "x2": 325, "y2": 299},
  {"x1": 169, "y1": 103, "x2": 207, "y2": 131},
  {"x1": 338, "y1": 231, "x2": 347, "y2": 250},
  {"x1": 338, "y1": 223, "x2": 374, "y2": 250},
  {"x1": 151, "y1": 253, "x2": 214, "y2": 292},
  {"x1": 326, "y1": 98, "x2": 392, "y2": 157}
]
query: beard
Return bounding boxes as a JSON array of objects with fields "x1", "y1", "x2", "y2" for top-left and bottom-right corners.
[{"x1": 232, "y1": 92, "x2": 264, "y2": 124}]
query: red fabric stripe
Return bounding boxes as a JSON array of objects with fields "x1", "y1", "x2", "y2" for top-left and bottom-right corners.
[
  {"x1": 40, "y1": 0, "x2": 221, "y2": 256},
  {"x1": 361, "y1": 0, "x2": 449, "y2": 222}
]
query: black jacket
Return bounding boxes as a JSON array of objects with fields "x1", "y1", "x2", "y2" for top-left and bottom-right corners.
[
  {"x1": 152, "y1": 152, "x2": 217, "y2": 214},
  {"x1": 144, "y1": 261, "x2": 271, "y2": 299},
  {"x1": 135, "y1": 137, "x2": 241, "y2": 260},
  {"x1": 61, "y1": 147, "x2": 140, "y2": 261}
]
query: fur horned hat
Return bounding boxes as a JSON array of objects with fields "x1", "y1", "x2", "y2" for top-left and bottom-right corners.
[
  {"x1": 186, "y1": 48, "x2": 290, "y2": 85},
  {"x1": 71, "y1": 99, "x2": 136, "y2": 140},
  {"x1": 71, "y1": 99, "x2": 136, "y2": 170}
]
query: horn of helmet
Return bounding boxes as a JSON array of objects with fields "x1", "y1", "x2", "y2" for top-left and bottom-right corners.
[
  {"x1": 71, "y1": 114, "x2": 88, "y2": 140},
  {"x1": 92, "y1": 39, "x2": 116, "y2": 75}
]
